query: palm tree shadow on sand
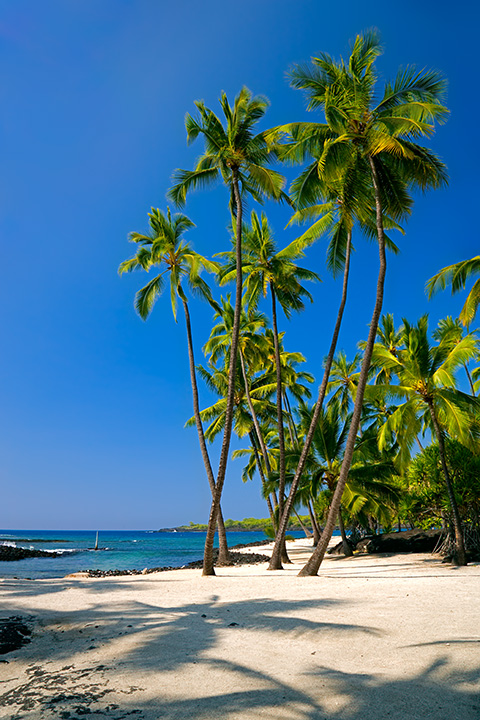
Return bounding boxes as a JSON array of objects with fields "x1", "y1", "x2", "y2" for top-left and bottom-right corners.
[{"x1": 1, "y1": 589, "x2": 479, "y2": 719}]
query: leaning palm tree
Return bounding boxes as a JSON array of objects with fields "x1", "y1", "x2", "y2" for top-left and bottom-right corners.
[
  {"x1": 118, "y1": 207, "x2": 231, "y2": 564},
  {"x1": 427, "y1": 256, "x2": 480, "y2": 327},
  {"x1": 280, "y1": 30, "x2": 449, "y2": 576},
  {"x1": 168, "y1": 88, "x2": 287, "y2": 575},
  {"x1": 371, "y1": 316, "x2": 480, "y2": 564},
  {"x1": 217, "y1": 209, "x2": 319, "y2": 555}
]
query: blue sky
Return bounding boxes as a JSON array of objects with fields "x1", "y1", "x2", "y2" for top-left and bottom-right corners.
[{"x1": 1, "y1": 0, "x2": 478, "y2": 529}]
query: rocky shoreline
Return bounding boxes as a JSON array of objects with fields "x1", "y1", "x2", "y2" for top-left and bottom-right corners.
[
  {"x1": 0, "y1": 546, "x2": 69, "y2": 562},
  {"x1": 85, "y1": 548, "x2": 271, "y2": 577}
]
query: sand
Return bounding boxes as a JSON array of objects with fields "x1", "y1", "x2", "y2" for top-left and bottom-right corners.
[{"x1": 0, "y1": 538, "x2": 479, "y2": 719}]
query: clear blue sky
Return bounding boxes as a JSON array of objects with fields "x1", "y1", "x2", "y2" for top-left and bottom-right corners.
[{"x1": 1, "y1": 0, "x2": 478, "y2": 529}]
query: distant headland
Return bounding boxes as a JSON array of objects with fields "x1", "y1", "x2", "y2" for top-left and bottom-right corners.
[{"x1": 155, "y1": 516, "x2": 310, "y2": 533}]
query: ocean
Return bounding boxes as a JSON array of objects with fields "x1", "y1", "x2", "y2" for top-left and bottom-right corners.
[{"x1": 0, "y1": 529, "x2": 311, "y2": 580}]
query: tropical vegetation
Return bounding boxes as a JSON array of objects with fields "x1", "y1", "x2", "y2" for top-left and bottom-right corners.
[{"x1": 120, "y1": 30, "x2": 480, "y2": 575}]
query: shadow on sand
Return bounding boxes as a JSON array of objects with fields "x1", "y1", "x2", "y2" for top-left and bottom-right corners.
[{"x1": 0, "y1": 577, "x2": 478, "y2": 720}]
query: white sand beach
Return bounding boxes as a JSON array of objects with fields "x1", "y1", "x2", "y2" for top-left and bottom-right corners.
[{"x1": 1, "y1": 539, "x2": 479, "y2": 719}]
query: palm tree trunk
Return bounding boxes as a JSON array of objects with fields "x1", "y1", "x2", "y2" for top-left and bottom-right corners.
[
  {"x1": 338, "y1": 507, "x2": 353, "y2": 557},
  {"x1": 182, "y1": 298, "x2": 231, "y2": 564},
  {"x1": 427, "y1": 401, "x2": 467, "y2": 565},
  {"x1": 270, "y1": 284, "x2": 288, "y2": 554},
  {"x1": 292, "y1": 507, "x2": 312, "y2": 538},
  {"x1": 249, "y1": 431, "x2": 276, "y2": 528},
  {"x1": 268, "y1": 229, "x2": 353, "y2": 570},
  {"x1": 298, "y1": 157, "x2": 387, "y2": 576},
  {"x1": 202, "y1": 168, "x2": 243, "y2": 576},
  {"x1": 239, "y1": 349, "x2": 272, "y2": 475},
  {"x1": 284, "y1": 391, "x2": 300, "y2": 447},
  {"x1": 268, "y1": 284, "x2": 291, "y2": 565},
  {"x1": 241, "y1": 349, "x2": 282, "y2": 537},
  {"x1": 308, "y1": 500, "x2": 321, "y2": 544},
  {"x1": 464, "y1": 363, "x2": 475, "y2": 395}
]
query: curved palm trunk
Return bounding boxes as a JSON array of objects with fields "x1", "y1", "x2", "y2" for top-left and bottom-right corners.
[
  {"x1": 203, "y1": 168, "x2": 243, "y2": 575},
  {"x1": 239, "y1": 350, "x2": 272, "y2": 476},
  {"x1": 182, "y1": 298, "x2": 231, "y2": 565},
  {"x1": 465, "y1": 364, "x2": 475, "y2": 396},
  {"x1": 427, "y1": 401, "x2": 467, "y2": 565},
  {"x1": 249, "y1": 431, "x2": 276, "y2": 528},
  {"x1": 308, "y1": 500, "x2": 321, "y2": 544},
  {"x1": 292, "y1": 507, "x2": 312, "y2": 538},
  {"x1": 298, "y1": 157, "x2": 387, "y2": 576},
  {"x1": 270, "y1": 288, "x2": 287, "y2": 512},
  {"x1": 268, "y1": 230, "x2": 353, "y2": 570},
  {"x1": 338, "y1": 507, "x2": 353, "y2": 557},
  {"x1": 270, "y1": 284, "x2": 291, "y2": 564},
  {"x1": 240, "y1": 350, "x2": 280, "y2": 531},
  {"x1": 307, "y1": 503, "x2": 318, "y2": 543},
  {"x1": 284, "y1": 391, "x2": 299, "y2": 447}
]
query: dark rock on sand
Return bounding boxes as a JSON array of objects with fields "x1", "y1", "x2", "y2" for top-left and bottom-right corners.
[
  {"x1": 328, "y1": 528, "x2": 443, "y2": 555},
  {"x1": 0, "y1": 616, "x2": 32, "y2": 655}
]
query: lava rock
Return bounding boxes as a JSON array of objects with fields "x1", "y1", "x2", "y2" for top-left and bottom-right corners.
[
  {"x1": 355, "y1": 529, "x2": 443, "y2": 554},
  {"x1": 0, "y1": 546, "x2": 63, "y2": 561},
  {"x1": 0, "y1": 616, "x2": 32, "y2": 655},
  {"x1": 85, "y1": 550, "x2": 270, "y2": 578}
]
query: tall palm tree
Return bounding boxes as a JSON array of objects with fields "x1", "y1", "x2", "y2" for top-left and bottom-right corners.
[
  {"x1": 218, "y1": 209, "x2": 319, "y2": 556},
  {"x1": 371, "y1": 316, "x2": 480, "y2": 564},
  {"x1": 427, "y1": 256, "x2": 480, "y2": 327},
  {"x1": 281, "y1": 30, "x2": 449, "y2": 576},
  {"x1": 118, "y1": 207, "x2": 232, "y2": 563},
  {"x1": 168, "y1": 87, "x2": 288, "y2": 575}
]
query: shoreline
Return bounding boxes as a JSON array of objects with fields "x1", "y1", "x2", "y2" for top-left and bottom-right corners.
[{"x1": 1, "y1": 540, "x2": 479, "y2": 719}]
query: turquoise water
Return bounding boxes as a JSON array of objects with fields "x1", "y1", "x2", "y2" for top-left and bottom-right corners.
[{"x1": 0, "y1": 529, "x2": 308, "y2": 579}]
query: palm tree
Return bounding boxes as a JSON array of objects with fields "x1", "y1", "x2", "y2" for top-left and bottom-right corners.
[
  {"x1": 432, "y1": 316, "x2": 478, "y2": 395},
  {"x1": 361, "y1": 313, "x2": 404, "y2": 385},
  {"x1": 218, "y1": 209, "x2": 319, "y2": 558},
  {"x1": 295, "y1": 399, "x2": 398, "y2": 555},
  {"x1": 168, "y1": 87, "x2": 288, "y2": 575},
  {"x1": 327, "y1": 351, "x2": 362, "y2": 418},
  {"x1": 190, "y1": 358, "x2": 279, "y2": 527},
  {"x1": 281, "y1": 30, "x2": 449, "y2": 576},
  {"x1": 427, "y1": 257, "x2": 480, "y2": 327},
  {"x1": 118, "y1": 207, "x2": 233, "y2": 563},
  {"x1": 203, "y1": 296, "x2": 274, "y2": 486},
  {"x1": 201, "y1": 299, "x2": 313, "y2": 541},
  {"x1": 371, "y1": 316, "x2": 480, "y2": 564}
]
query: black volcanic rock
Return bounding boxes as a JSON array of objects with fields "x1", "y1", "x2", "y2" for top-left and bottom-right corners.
[
  {"x1": 85, "y1": 549, "x2": 270, "y2": 577},
  {"x1": 327, "y1": 529, "x2": 443, "y2": 555},
  {"x1": 0, "y1": 616, "x2": 32, "y2": 655},
  {"x1": 0, "y1": 546, "x2": 63, "y2": 561}
]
